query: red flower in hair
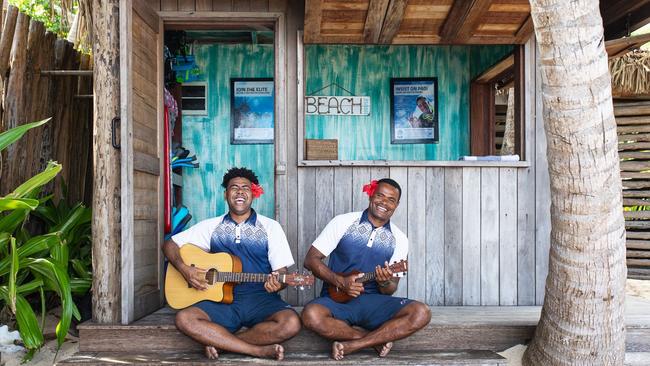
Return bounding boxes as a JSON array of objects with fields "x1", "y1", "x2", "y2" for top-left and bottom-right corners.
[
  {"x1": 362, "y1": 180, "x2": 378, "y2": 197},
  {"x1": 251, "y1": 183, "x2": 264, "y2": 198}
]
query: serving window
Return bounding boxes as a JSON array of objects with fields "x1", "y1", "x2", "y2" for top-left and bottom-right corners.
[{"x1": 298, "y1": 41, "x2": 525, "y2": 166}]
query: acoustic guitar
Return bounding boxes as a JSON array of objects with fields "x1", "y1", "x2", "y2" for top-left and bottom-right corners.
[
  {"x1": 328, "y1": 260, "x2": 408, "y2": 303},
  {"x1": 165, "y1": 244, "x2": 314, "y2": 309}
]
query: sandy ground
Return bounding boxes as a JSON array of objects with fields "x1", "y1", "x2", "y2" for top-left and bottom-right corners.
[
  {"x1": 0, "y1": 308, "x2": 79, "y2": 366},
  {"x1": 1, "y1": 279, "x2": 649, "y2": 365}
]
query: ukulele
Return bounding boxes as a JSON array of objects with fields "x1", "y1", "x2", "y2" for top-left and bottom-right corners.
[
  {"x1": 165, "y1": 244, "x2": 314, "y2": 309},
  {"x1": 327, "y1": 260, "x2": 408, "y2": 303}
]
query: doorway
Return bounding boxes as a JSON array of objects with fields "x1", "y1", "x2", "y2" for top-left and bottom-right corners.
[{"x1": 163, "y1": 27, "x2": 277, "y2": 230}]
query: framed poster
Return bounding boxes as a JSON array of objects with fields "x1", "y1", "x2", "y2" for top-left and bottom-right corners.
[
  {"x1": 230, "y1": 78, "x2": 274, "y2": 144},
  {"x1": 390, "y1": 78, "x2": 438, "y2": 144}
]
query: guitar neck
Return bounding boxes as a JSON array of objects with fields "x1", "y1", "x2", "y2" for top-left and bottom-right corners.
[
  {"x1": 209, "y1": 272, "x2": 281, "y2": 284},
  {"x1": 358, "y1": 268, "x2": 406, "y2": 283},
  {"x1": 359, "y1": 272, "x2": 375, "y2": 283}
]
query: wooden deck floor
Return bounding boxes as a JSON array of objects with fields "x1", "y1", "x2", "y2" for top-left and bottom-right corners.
[
  {"x1": 59, "y1": 350, "x2": 507, "y2": 365},
  {"x1": 60, "y1": 296, "x2": 650, "y2": 365}
]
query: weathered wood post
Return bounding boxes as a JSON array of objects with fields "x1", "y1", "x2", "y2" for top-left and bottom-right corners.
[{"x1": 91, "y1": 0, "x2": 122, "y2": 323}]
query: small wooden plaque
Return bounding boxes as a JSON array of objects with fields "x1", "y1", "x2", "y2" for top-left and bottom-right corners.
[{"x1": 305, "y1": 139, "x2": 338, "y2": 160}]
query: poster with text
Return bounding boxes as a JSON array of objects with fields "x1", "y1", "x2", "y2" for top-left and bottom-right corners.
[
  {"x1": 231, "y1": 78, "x2": 274, "y2": 144},
  {"x1": 390, "y1": 78, "x2": 438, "y2": 144}
]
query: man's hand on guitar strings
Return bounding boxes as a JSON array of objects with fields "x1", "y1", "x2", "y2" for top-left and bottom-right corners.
[
  {"x1": 182, "y1": 265, "x2": 209, "y2": 291},
  {"x1": 264, "y1": 272, "x2": 283, "y2": 293},
  {"x1": 375, "y1": 261, "x2": 394, "y2": 285},
  {"x1": 337, "y1": 273, "x2": 365, "y2": 298}
]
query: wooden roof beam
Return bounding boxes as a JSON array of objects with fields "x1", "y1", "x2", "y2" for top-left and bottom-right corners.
[
  {"x1": 603, "y1": 1, "x2": 650, "y2": 40},
  {"x1": 304, "y1": 0, "x2": 322, "y2": 43},
  {"x1": 440, "y1": 0, "x2": 492, "y2": 44},
  {"x1": 514, "y1": 15, "x2": 534, "y2": 44},
  {"x1": 378, "y1": 0, "x2": 408, "y2": 44},
  {"x1": 363, "y1": 0, "x2": 390, "y2": 43},
  {"x1": 601, "y1": 0, "x2": 650, "y2": 27},
  {"x1": 475, "y1": 54, "x2": 514, "y2": 83},
  {"x1": 606, "y1": 32, "x2": 650, "y2": 58}
]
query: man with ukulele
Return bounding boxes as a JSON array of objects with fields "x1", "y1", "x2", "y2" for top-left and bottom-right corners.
[
  {"x1": 163, "y1": 167, "x2": 300, "y2": 360},
  {"x1": 302, "y1": 178, "x2": 431, "y2": 360}
]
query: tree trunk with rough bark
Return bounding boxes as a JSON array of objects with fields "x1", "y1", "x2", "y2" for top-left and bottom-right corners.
[
  {"x1": 523, "y1": 0, "x2": 627, "y2": 364},
  {"x1": 91, "y1": 0, "x2": 122, "y2": 323},
  {"x1": 501, "y1": 87, "x2": 515, "y2": 155}
]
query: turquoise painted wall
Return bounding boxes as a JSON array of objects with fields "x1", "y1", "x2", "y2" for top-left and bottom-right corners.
[
  {"x1": 470, "y1": 45, "x2": 515, "y2": 79},
  {"x1": 305, "y1": 45, "x2": 513, "y2": 160},
  {"x1": 182, "y1": 43, "x2": 275, "y2": 224}
]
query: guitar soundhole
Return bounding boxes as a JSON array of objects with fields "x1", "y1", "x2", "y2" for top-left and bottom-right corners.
[{"x1": 206, "y1": 268, "x2": 217, "y2": 285}]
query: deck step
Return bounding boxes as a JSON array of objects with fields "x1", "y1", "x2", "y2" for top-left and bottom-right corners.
[
  {"x1": 77, "y1": 305, "x2": 650, "y2": 353},
  {"x1": 77, "y1": 322, "x2": 538, "y2": 353},
  {"x1": 77, "y1": 306, "x2": 540, "y2": 353},
  {"x1": 57, "y1": 350, "x2": 507, "y2": 365}
]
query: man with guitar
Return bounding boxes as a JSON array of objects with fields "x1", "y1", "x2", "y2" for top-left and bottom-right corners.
[
  {"x1": 163, "y1": 167, "x2": 300, "y2": 360},
  {"x1": 302, "y1": 178, "x2": 431, "y2": 360}
]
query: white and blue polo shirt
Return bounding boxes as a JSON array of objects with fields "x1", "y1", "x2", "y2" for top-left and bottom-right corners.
[
  {"x1": 171, "y1": 210, "x2": 295, "y2": 295},
  {"x1": 312, "y1": 210, "x2": 408, "y2": 295}
]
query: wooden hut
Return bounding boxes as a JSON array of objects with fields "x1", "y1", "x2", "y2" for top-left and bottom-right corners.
[{"x1": 61, "y1": 0, "x2": 650, "y2": 364}]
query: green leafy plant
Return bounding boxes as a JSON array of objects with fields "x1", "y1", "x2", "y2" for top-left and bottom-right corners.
[
  {"x1": 8, "y1": 0, "x2": 77, "y2": 38},
  {"x1": 0, "y1": 118, "x2": 85, "y2": 362}
]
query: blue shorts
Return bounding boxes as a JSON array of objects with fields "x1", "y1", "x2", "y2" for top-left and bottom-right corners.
[
  {"x1": 308, "y1": 293, "x2": 413, "y2": 331},
  {"x1": 195, "y1": 292, "x2": 293, "y2": 333}
]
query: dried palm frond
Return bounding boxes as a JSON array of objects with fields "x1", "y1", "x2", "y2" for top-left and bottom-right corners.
[
  {"x1": 67, "y1": 0, "x2": 92, "y2": 52},
  {"x1": 609, "y1": 50, "x2": 650, "y2": 95}
]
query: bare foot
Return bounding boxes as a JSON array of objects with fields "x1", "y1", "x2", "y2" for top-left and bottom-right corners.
[
  {"x1": 332, "y1": 341, "x2": 345, "y2": 361},
  {"x1": 205, "y1": 345, "x2": 219, "y2": 359},
  {"x1": 258, "y1": 344, "x2": 284, "y2": 360},
  {"x1": 373, "y1": 342, "x2": 393, "y2": 357}
]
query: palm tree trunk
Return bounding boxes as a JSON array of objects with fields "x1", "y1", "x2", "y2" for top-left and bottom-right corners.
[{"x1": 523, "y1": 0, "x2": 627, "y2": 364}]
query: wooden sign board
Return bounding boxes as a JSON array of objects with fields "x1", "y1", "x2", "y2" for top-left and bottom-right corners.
[
  {"x1": 305, "y1": 96, "x2": 370, "y2": 116},
  {"x1": 305, "y1": 139, "x2": 338, "y2": 160}
]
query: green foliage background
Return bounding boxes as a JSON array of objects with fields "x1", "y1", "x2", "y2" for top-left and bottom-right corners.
[{"x1": 8, "y1": 0, "x2": 78, "y2": 37}]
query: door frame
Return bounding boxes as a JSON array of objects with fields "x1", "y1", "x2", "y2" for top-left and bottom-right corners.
[{"x1": 119, "y1": 8, "x2": 288, "y2": 324}]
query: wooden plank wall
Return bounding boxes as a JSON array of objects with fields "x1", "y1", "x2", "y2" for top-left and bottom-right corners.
[
  {"x1": 293, "y1": 165, "x2": 539, "y2": 306},
  {"x1": 146, "y1": 2, "x2": 551, "y2": 306}
]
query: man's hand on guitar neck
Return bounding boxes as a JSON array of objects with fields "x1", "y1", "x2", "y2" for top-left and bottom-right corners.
[
  {"x1": 375, "y1": 261, "x2": 398, "y2": 295},
  {"x1": 264, "y1": 271, "x2": 282, "y2": 293},
  {"x1": 264, "y1": 268, "x2": 289, "y2": 293}
]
